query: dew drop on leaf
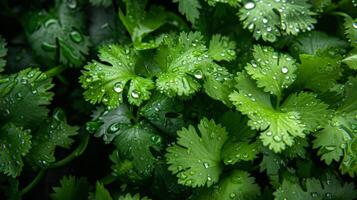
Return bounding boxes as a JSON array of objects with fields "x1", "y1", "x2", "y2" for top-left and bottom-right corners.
[
  {"x1": 113, "y1": 82, "x2": 124, "y2": 93},
  {"x1": 273, "y1": 135, "x2": 282, "y2": 142},
  {"x1": 281, "y1": 66, "x2": 289, "y2": 74},
  {"x1": 229, "y1": 193, "x2": 236, "y2": 199},
  {"x1": 266, "y1": 131, "x2": 272, "y2": 136},
  {"x1": 244, "y1": 2, "x2": 255, "y2": 10},
  {"x1": 353, "y1": 22, "x2": 357, "y2": 29},
  {"x1": 70, "y1": 31, "x2": 82, "y2": 43},
  {"x1": 66, "y1": 0, "x2": 77, "y2": 9},
  {"x1": 194, "y1": 70, "x2": 203, "y2": 79},
  {"x1": 131, "y1": 90, "x2": 139, "y2": 98},
  {"x1": 203, "y1": 162, "x2": 209, "y2": 169}
]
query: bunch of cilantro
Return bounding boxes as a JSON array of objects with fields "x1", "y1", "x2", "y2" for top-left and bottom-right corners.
[{"x1": 0, "y1": 0, "x2": 357, "y2": 199}]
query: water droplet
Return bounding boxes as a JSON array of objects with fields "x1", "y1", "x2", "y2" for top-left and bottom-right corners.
[
  {"x1": 244, "y1": 2, "x2": 255, "y2": 10},
  {"x1": 207, "y1": 176, "x2": 212, "y2": 181},
  {"x1": 66, "y1": 0, "x2": 77, "y2": 9},
  {"x1": 151, "y1": 135, "x2": 161, "y2": 144},
  {"x1": 311, "y1": 192, "x2": 318, "y2": 198},
  {"x1": 41, "y1": 42, "x2": 57, "y2": 51},
  {"x1": 108, "y1": 123, "x2": 119, "y2": 133},
  {"x1": 266, "y1": 131, "x2": 272, "y2": 136},
  {"x1": 340, "y1": 143, "x2": 346, "y2": 149},
  {"x1": 353, "y1": 22, "x2": 357, "y2": 29},
  {"x1": 203, "y1": 162, "x2": 209, "y2": 169},
  {"x1": 131, "y1": 90, "x2": 139, "y2": 98},
  {"x1": 248, "y1": 23, "x2": 255, "y2": 30},
  {"x1": 262, "y1": 18, "x2": 268, "y2": 23},
  {"x1": 229, "y1": 193, "x2": 236, "y2": 198},
  {"x1": 194, "y1": 70, "x2": 203, "y2": 79},
  {"x1": 70, "y1": 31, "x2": 82, "y2": 43},
  {"x1": 325, "y1": 192, "x2": 332, "y2": 199},
  {"x1": 273, "y1": 135, "x2": 282, "y2": 142},
  {"x1": 281, "y1": 66, "x2": 289, "y2": 74},
  {"x1": 113, "y1": 82, "x2": 124, "y2": 93}
]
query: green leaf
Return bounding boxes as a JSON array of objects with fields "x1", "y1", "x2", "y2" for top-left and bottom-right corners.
[
  {"x1": 229, "y1": 72, "x2": 307, "y2": 152},
  {"x1": 238, "y1": 0, "x2": 316, "y2": 42},
  {"x1": 208, "y1": 34, "x2": 236, "y2": 62},
  {"x1": 155, "y1": 32, "x2": 208, "y2": 97},
  {"x1": 97, "y1": 106, "x2": 163, "y2": 177},
  {"x1": 294, "y1": 51, "x2": 343, "y2": 92},
  {"x1": 109, "y1": 150, "x2": 142, "y2": 182},
  {"x1": 89, "y1": 183, "x2": 112, "y2": 200},
  {"x1": 193, "y1": 170, "x2": 261, "y2": 200},
  {"x1": 246, "y1": 45, "x2": 297, "y2": 97},
  {"x1": 282, "y1": 92, "x2": 330, "y2": 132},
  {"x1": 274, "y1": 174, "x2": 357, "y2": 200},
  {"x1": 342, "y1": 53, "x2": 357, "y2": 70},
  {"x1": 139, "y1": 94, "x2": 185, "y2": 136},
  {"x1": 173, "y1": 0, "x2": 201, "y2": 24},
  {"x1": 0, "y1": 123, "x2": 31, "y2": 177},
  {"x1": 118, "y1": 193, "x2": 151, "y2": 200},
  {"x1": 80, "y1": 44, "x2": 154, "y2": 108},
  {"x1": 0, "y1": 35, "x2": 7, "y2": 72},
  {"x1": 290, "y1": 31, "x2": 347, "y2": 55},
  {"x1": 27, "y1": 109, "x2": 79, "y2": 168},
  {"x1": 0, "y1": 68, "x2": 54, "y2": 129},
  {"x1": 89, "y1": 0, "x2": 112, "y2": 7},
  {"x1": 51, "y1": 176, "x2": 90, "y2": 200},
  {"x1": 221, "y1": 141, "x2": 259, "y2": 165},
  {"x1": 119, "y1": 0, "x2": 174, "y2": 49},
  {"x1": 24, "y1": 0, "x2": 90, "y2": 67},
  {"x1": 313, "y1": 77, "x2": 357, "y2": 176},
  {"x1": 166, "y1": 118, "x2": 228, "y2": 187},
  {"x1": 205, "y1": 0, "x2": 240, "y2": 7},
  {"x1": 344, "y1": 15, "x2": 357, "y2": 47}
]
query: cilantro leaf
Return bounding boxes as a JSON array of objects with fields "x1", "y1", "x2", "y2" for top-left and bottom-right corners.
[
  {"x1": 0, "y1": 35, "x2": 7, "y2": 72},
  {"x1": 166, "y1": 118, "x2": 228, "y2": 187},
  {"x1": 24, "y1": 0, "x2": 90, "y2": 67},
  {"x1": 27, "y1": 109, "x2": 79, "y2": 168},
  {"x1": 344, "y1": 15, "x2": 357, "y2": 47},
  {"x1": 173, "y1": 0, "x2": 201, "y2": 24},
  {"x1": 118, "y1": 194, "x2": 151, "y2": 200},
  {"x1": 206, "y1": 0, "x2": 240, "y2": 7},
  {"x1": 119, "y1": 0, "x2": 176, "y2": 49},
  {"x1": 0, "y1": 123, "x2": 31, "y2": 177},
  {"x1": 238, "y1": 0, "x2": 316, "y2": 42},
  {"x1": 51, "y1": 176, "x2": 90, "y2": 200},
  {"x1": 193, "y1": 170, "x2": 261, "y2": 200},
  {"x1": 290, "y1": 31, "x2": 347, "y2": 56},
  {"x1": 281, "y1": 92, "x2": 330, "y2": 132},
  {"x1": 89, "y1": 183, "x2": 112, "y2": 200},
  {"x1": 80, "y1": 44, "x2": 154, "y2": 109},
  {"x1": 0, "y1": 68, "x2": 54, "y2": 129},
  {"x1": 274, "y1": 174, "x2": 357, "y2": 200},
  {"x1": 229, "y1": 72, "x2": 306, "y2": 152},
  {"x1": 314, "y1": 77, "x2": 357, "y2": 176},
  {"x1": 208, "y1": 34, "x2": 236, "y2": 62},
  {"x1": 109, "y1": 150, "x2": 141, "y2": 182},
  {"x1": 94, "y1": 105, "x2": 163, "y2": 177},
  {"x1": 343, "y1": 51, "x2": 357, "y2": 70},
  {"x1": 139, "y1": 94, "x2": 185, "y2": 136},
  {"x1": 246, "y1": 45, "x2": 297, "y2": 97},
  {"x1": 294, "y1": 51, "x2": 343, "y2": 92}
]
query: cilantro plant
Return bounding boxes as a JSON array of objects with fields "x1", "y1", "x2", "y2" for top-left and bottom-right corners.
[{"x1": 0, "y1": 0, "x2": 357, "y2": 199}]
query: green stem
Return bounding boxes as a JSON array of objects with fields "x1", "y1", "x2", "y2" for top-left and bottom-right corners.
[
  {"x1": 20, "y1": 170, "x2": 46, "y2": 195},
  {"x1": 48, "y1": 132, "x2": 90, "y2": 169},
  {"x1": 99, "y1": 174, "x2": 116, "y2": 185},
  {"x1": 44, "y1": 66, "x2": 65, "y2": 78},
  {"x1": 20, "y1": 132, "x2": 90, "y2": 195}
]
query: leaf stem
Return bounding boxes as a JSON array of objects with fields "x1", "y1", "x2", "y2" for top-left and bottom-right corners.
[
  {"x1": 20, "y1": 170, "x2": 46, "y2": 195},
  {"x1": 330, "y1": 11, "x2": 350, "y2": 19},
  {"x1": 44, "y1": 66, "x2": 65, "y2": 78},
  {"x1": 20, "y1": 132, "x2": 90, "y2": 196},
  {"x1": 48, "y1": 132, "x2": 90, "y2": 169}
]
